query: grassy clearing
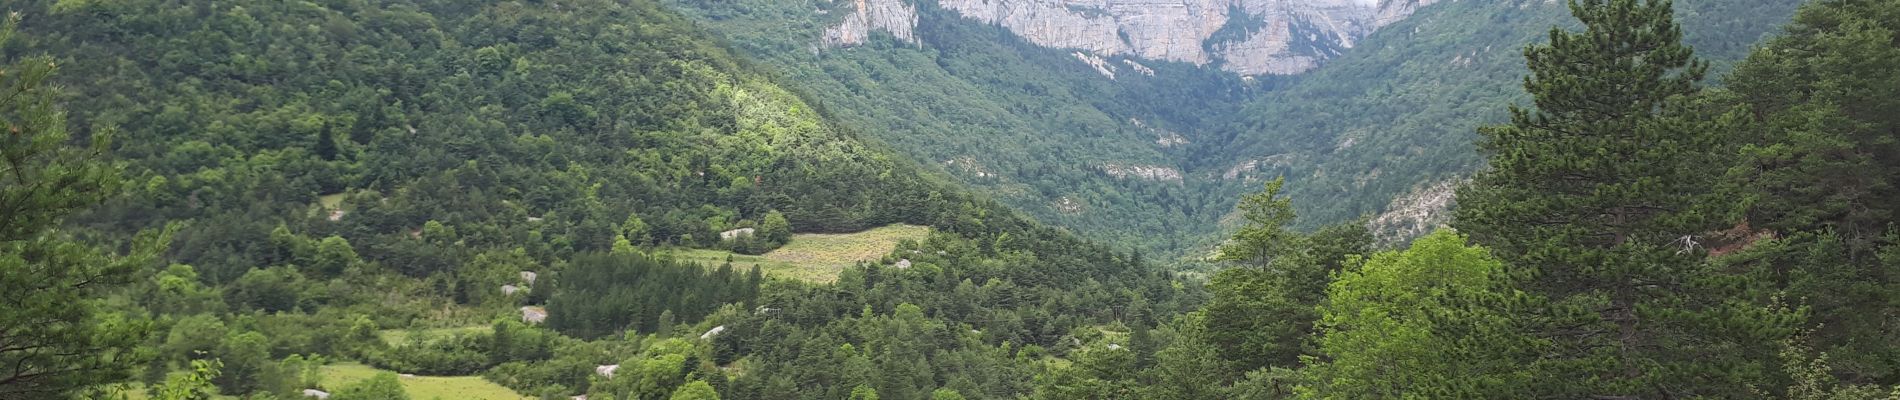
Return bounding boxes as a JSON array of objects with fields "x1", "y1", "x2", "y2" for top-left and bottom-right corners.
[
  {"x1": 318, "y1": 193, "x2": 347, "y2": 209},
  {"x1": 320, "y1": 362, "x2": 527, "y2": 400},
  {"x1": 379, "y1": 325, "x2": 491, "y2": 346},
  {"x1": 667, "y1": 224, "x2": 929, "y2": 283},
  {"x1": 119, "y1": 362, "x2": 523, "y2": 400},
  {"x1": 120, "y1": 384, "x2": 237, "y2": 400},
  {"x1": 763, "y1": 224, "x2": 930, "y2": 282}
]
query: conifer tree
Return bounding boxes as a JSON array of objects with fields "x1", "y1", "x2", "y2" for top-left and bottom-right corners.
[
  {"x1": 1453, "y1": 0, "x2": 1788, "y2": 396},
  {"x1": 315, "y1": 121, "x2": 339, "y2": 161},
  {"x1": 0, "y1": 13, "x2": 167, "y2": 398},
  {"x1": 1723, "y1": 0, "x2": 1900, "y2": 383}
]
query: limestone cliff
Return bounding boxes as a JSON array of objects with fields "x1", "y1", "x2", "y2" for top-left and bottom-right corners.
[
  {"x1": 824, "y1": 0, "x2": 921, "y2": 47},
  {"x1": 826, "y1": 0, "x2": 1439, "y2": 75}
]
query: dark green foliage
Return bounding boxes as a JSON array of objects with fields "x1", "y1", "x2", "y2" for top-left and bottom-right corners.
[
  {"x1": 1199, "y1": 181, "x2": 1372, "y2": 374},
  {"x1": 545, "y1": 253, "x2": 761, "y2": 339},
  {"x1": 0, "y1": 14, "x2": 167, "y2": 399},
  {"x1": 211, "y1": 330, "x2": 274, "y2": 395},
  {"x1": 1452, "y1": 0, "x2": 1793, "y2": 396},
  {"x1": 226, "y1": 266, "x2": 308, "y2": 313},
  {"x1": 1221, "y1": 0, "x2": 1805, "y2": 230},
  {"x1": 1722, "y1": 0, "x2": 1900, "y2": 385}
]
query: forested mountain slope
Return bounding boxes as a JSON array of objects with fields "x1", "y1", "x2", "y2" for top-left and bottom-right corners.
[
  {"x1": 666, "y1": 0, "x2": 1261, "y2": 257},
  {"x1": 662, "y1": 0, "x2": 1804, "y2": 259},
  {"x1": 2, "y1": 0, "x2": 1193, "y2": 398},
  {"x1": 8, "y1": 0, "x2": 1900, "y2": 398},
  {"x1": 1219, "y1": 0, "x2": 1807, "y2": 234}
]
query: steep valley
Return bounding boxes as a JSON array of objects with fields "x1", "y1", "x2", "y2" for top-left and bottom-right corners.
[
  {"x1": 10, "y1": 0, "x2": 1900, "y2": 398},
  {"x1": 664, "y1": 0, "x2": 1805, "y2": 260}
]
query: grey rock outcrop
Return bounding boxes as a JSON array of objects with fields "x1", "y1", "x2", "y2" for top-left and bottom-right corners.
[
  {"x1": 1367, "y1": 178, "x2": 1458, "y2": 244},
  {"x1": 828, "y1": 0, "x2": 1439, "y2": 76},
  {"x1": 824, "y1": 0, "x2": 921, "y2": 47}
]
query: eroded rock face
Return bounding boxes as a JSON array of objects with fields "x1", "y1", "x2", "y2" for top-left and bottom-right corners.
[
  {"x1": 829, "y1": 0, "x2": 1437, "y2": 75},
  {"x1": 1101, "y1": 164, "x2": 1185, "y2": 182},
  {"x1": 824, "y1": 0, "x2": 921, "y2": 47},
  {"x1": 1367, "y1": 178, "x2": 1458, "y2": 244}
]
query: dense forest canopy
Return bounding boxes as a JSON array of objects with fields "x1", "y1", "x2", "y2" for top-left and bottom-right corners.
[{"x1": 0, "y1": 0, "x2": 1897, "y2": 399}]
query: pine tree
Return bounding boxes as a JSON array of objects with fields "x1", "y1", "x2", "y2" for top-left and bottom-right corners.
[
  {"x1": 1452, "y1": 0, "x2": 1788, "y2": 396},
  {"x1": 0, "y1": 14, "x2": 167, "y2": 398},
  {"x1": 315, "y1": 121, "x2": 339, "y2": 161},
  {"x1": 1722, "y1": 0, "x2": 1900, "y2": 383},
  {"x1": 1214, "y1": 177, "x2": 1297, "y2": 268}
]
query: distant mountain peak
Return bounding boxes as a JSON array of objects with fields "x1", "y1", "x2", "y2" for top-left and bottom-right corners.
[{"x1": 825, "y1": 0, "x2": 1439, "y2": 75}]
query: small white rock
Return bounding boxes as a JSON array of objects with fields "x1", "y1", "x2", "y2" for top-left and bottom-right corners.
[{"x1": 700, "y1": 325, "x2": 727, "y2": 340}]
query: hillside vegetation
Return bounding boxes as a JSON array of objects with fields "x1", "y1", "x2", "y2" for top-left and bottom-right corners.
[
  {"x1": 0, "y1": 0, "x2": 1189, "y2": 398},
  {"x1": 661, "y1": 0, "x2": 1805, "y2": 260},
  {"x1": 4, "y1": 0, "x2": 1899, "y2": 399}
]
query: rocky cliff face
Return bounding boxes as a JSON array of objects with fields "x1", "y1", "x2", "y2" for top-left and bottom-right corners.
[
  {"x1": 824, "y1": 0, "x2": 922, "y2": 47},
  {"x1": 827, "y1": 0, "x2": 1438, "y2": 75}
]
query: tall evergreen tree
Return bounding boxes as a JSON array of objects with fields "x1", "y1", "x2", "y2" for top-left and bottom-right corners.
[
  {"x1": 0, "y1": 14, "x2": 166, "y2": 398},
  {"x1": 1724, "y1": 0, "x2": 1900, "y2": 384},
  {"x1": 315, "y1": 121, "x2": 339, "y2": 161},
  {"x1": 1453, "y1": 0, "x2": 1789, "y2": 396}
]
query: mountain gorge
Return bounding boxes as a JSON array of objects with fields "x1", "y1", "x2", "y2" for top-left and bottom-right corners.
[
  {"x1": 828, "y1": 0, "x2": 1440, "y2": 76},
  {"x1": 665, "y1": 0, "x2": 1804, "y2": 260}
]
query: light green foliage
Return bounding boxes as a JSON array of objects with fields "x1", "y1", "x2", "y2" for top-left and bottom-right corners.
[
  {"x1": 668, "y1": 381, "x2": 720, "y2": 400},
  {"x1": 623, "y1": 213, "x2": 654, "y2": 246},
  {"x1": 225, "y1": 267, "x2": 307, "y2": 313},
  {"x1": 212, "y1": 331, "x2": 274, "y2": 395},
  {"x1": 151, "y1": 359, "x2": 223, "y2": 400},
  {"x1": 145, "y1": 264, "x2": 225, "y2": 315},
  {"x1": 1031, "y1": 343, "x2": 1138, "y2": 399},
  {"x1": 331, "y1": 372, "x2": 409, "y2": 400},
  {"x1": 613, "y1": 235, "x2": 641, "y2": 256},
  {"x1": 1781, "y1": 335, "x2": 1900, "y2": 400},
  {"x1": 320, "y1": 363, "x2": 522, "y2": 400},
  {"x1": 849, "y1": 385, "x2": 879, "y2": 400},
  {"x1": 1299, "y1": 230, "x2": 1537, "y2": 398},
  {"x1": 313, "y1": 236, "x2": 359, "y2": 278},
  {"x1": 930, "y1": 388, "x2": 967, "y2": 400},
  {"x1": 279, "y1": 355, "x2": 326, "y2": 392},
  {"x1": 590, "y1": 338, "x2": 700, "y2": 400},
  {"x1": 759, "y1": 210, "x2": 791, "y2": 245},
  {"x1": 753, "y1": 224, "x2": 930, "y2": 282}
]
